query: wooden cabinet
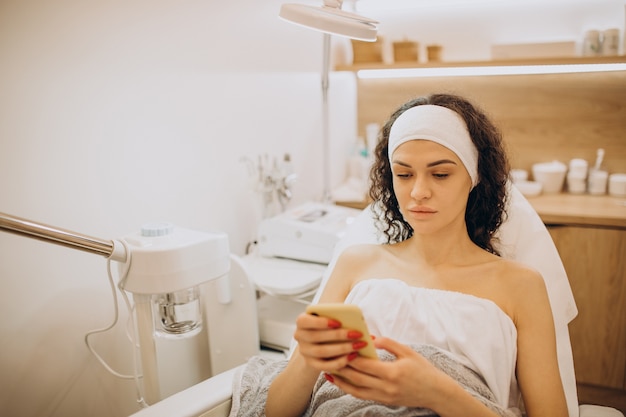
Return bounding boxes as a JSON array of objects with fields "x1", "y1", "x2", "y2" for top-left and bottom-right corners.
[{"x1": 547, "y1": 224, "x2": 626, "y2": 412}]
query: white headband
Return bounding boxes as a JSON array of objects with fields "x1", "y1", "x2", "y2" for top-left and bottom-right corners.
[{"x1": 388, "y1": 104, "x2": 479, "y2": 187}]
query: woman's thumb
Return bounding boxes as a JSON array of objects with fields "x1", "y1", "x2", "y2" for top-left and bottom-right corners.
[{"x1": 373, "y1": 336, "x2": 412, "y2": 358}]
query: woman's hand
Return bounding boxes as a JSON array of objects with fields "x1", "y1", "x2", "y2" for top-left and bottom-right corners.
[
  {"x1": 325, "y1": 336, "x2": 445, "y2": 409},
  {"x1": 294, "y1": 312, "x2": 370, "y2": 373}
]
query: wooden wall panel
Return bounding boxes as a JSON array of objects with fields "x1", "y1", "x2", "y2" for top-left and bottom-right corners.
[
  {"x1": 355, "y1": 71, "x2": 626, "y2": 174},
  {"x1": 548, "y1": 225, "x2": 626, "y2": 389}
]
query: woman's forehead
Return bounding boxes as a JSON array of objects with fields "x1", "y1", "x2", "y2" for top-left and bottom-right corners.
[{"x1": 392, "y1": 139, "x2": 461, "y2": 162}]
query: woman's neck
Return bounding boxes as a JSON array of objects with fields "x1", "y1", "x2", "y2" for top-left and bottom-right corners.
[{"x1": 401, "y1": 226, "x2": 483, "y2": 267}]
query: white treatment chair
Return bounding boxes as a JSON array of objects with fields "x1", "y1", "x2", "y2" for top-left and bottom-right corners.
[{"x1": 130, "y1": 184, "x2": 624, "y2": 417}]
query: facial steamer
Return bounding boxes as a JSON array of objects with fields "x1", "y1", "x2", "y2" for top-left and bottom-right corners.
[{"x1": 0, "y1": 212, "x2": 259, "y2": 405}]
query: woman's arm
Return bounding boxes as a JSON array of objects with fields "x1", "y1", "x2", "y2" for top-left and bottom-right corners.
[
  {"x1": 264, "y1": 315, "x2": 367, "y2": 416},
  {"x1": 264, "y1": 344, "x2": 328, "y2": 417},
  {"x1": 265, "y1": 249, "x2": 363, "y2": 417},
  {"x1": 512, "y1": 269, "x2": 569, "y2": 417}
]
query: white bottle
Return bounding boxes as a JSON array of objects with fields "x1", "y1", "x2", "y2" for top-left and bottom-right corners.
[
  {"x1": 588, "y1": 148, "x2": 608, "y2": 195},
  {"x1": 365, "y1": 123, "x2": 380, "y2": 157}
]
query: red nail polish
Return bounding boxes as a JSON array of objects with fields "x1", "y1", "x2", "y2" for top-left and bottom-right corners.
[
  {"x1": 352, "y1": 340, "x2": 368, "y2": 350},
  {"x1": 347, "y1": 330, "x2": 363, "y2": 339},
  {"x1": 347, "y1": 352, "x2": 358, "y2": 361},
  {"x1": 328, "y1": 319, "x2": 341, "y2": 329},
  {"x1": 324, "y1": 373, "x2": 335, "y2": 383}
]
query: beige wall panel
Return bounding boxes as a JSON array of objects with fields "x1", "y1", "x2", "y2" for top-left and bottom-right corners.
[{"x1": 355, "y1": 71, "x2": 626, "y2": 174}]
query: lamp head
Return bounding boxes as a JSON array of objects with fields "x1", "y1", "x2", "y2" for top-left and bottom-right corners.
[{"x1": 279, "y1": 1, "x2": 378, "y2": 41}]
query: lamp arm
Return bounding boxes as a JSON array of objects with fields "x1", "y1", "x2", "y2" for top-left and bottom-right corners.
[
  {"x1": 0, "y1": 211, "x2": 125, "y2": 260},
  {"x1": 321, "y1": 32, "x2": 332, "y2": 203}
]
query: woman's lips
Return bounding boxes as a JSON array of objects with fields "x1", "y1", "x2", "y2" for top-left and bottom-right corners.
[
  {"x1": 408, "y1": 206, "x2": 437, "y2": 218},
  {"x1": 410, "y1": 206, "x2": 436, "y2": 213}
]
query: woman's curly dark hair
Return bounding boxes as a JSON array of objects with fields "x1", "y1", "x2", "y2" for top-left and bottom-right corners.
[{"x1": 369, "y1": 93, "x2": 510, "y2": 255}]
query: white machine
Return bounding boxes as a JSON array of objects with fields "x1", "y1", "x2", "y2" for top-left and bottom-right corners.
[
  {"x1": 0, "y1": 214, "x2": 260, "y2": 406},
  {"x1": 257, "y1": 201, "x2": 360, "y2": 264},
  {"x1": 0, "y1": 205, "x2": 358, "y2": 404},
  {"x1": 245, "y1": 202, "x2": 360, "y2": 351},
  {"x1": 121, "y1": 224, "x2": 259, "y2": 404}
]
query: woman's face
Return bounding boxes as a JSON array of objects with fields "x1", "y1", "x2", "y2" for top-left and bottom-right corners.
[{"x1": 390, "y1": 140, "x2": 473, "y2": 235}]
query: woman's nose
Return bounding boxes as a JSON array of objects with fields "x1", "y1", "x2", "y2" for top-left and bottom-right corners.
[{"x1": 410, "y1": 177, "x2": 431, "y2": 200}]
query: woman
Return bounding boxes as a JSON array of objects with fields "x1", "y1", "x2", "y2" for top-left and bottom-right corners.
[{"x1": 264, "y1": 94, "x2": 568, "y2": 417}]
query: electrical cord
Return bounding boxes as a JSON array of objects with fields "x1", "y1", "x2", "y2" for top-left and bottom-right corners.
[
  {"x1": 83, "y1": 249, "x2": 134, "y2": 379},
  {"x1": 83, "y1": 239, "x2": 149, "y2": 408}
]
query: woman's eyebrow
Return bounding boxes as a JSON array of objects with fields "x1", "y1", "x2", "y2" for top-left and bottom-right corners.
[
  {"x1": 392, "y1": 160, "x2": 412, "y2": 167},
  {"x1": 427, "y1": 159, "x2": 458, "y2": 168},
  {"x1": 392, "y1": 159, "x2": 458, "y2": 168}
]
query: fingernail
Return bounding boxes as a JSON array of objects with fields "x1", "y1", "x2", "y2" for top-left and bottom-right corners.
[
  {"x1": 347, "y1": 352, "x2": 358, "y2": 361},
  {"x1": 347, "y1": 330, "x2": 363, "y2": 339},
  {"x1": 328, "y1": 319, "x2": 341, "y2": 329},
  {"x1": 352, "y1": 341, "x2": 368, "y2": 350},
  {"x1": 324, "y1": 373, "x2": 335, "y2": 383},
  {"x1": 370, "y1": 335, "x2": 376, "y2": 340}
]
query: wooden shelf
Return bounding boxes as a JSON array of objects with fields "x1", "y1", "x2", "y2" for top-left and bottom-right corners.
[
  {"x1": 335, "y1": 55, "x2": 626, "y2": 71},
  {"x1": 527, "y1": 193, "x2": 626, "y2": 228}
]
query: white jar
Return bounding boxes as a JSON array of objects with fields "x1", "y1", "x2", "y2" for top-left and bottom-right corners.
[
  {"x1": 608, "y1": 173, "x2": 626, "y2": 197},
  {"x1": 510, "y1": 169, "x2": 528, "y2": 184},
  {"x1": 568, "y1": 158, "x2": 588, "y2": 178},
  {"x1": 567, "y1": 174, "x2": 587, "y2": 194},
  {"x1": 588, "y1": 170, "x2": 609, "y2": 195},
  {"x1": 532, "y1": 161, "x2": 567, "y2": 194}
]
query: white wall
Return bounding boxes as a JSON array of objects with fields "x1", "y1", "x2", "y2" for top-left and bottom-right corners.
[
  {"x1": 352, "y1": 0, "x2": 625, "y2": 62},
  {"x1": 0, "y1": 1, "x2": 355, "y2": 416},
  {"x1": 0, "y1": 0, "x2": 624, "y2": 416}
]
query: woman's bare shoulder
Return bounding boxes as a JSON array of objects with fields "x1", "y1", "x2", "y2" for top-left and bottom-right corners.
[
  {"x1": 492, "y1": 258, "x2": 551, "y2": 322},
  {"x1": 497, "y1": 259, "x2": 546, "y2": 292},
  {"x1": 319, "y1": 244, "x2": 388, "y2": 302},
  {"x1": 332, "y1": 243, "x2": 390, "y2": 276}
]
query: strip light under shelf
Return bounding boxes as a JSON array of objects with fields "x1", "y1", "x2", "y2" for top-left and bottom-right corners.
[{"x1": 356, "y1": 62, "x2": 626, "y2": 79}]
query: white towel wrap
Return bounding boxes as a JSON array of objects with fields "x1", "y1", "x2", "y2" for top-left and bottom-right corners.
[{"x1": 388, "y1": 104, "x2": 480, "y2": 187}]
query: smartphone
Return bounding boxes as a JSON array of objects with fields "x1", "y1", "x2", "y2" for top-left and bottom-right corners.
[{"x1": 305, "y1": 303, "x2": 378, "y2": 359}]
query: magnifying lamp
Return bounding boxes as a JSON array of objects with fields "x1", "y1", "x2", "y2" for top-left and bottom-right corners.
[
  {"x1": 279, "y1": 1, "x2": 378, "y2": 42},
  {"x1": 279, "y1": 0, "x2": 378, "y2": 202}
]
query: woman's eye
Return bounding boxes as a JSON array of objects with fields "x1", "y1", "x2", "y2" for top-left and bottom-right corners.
[
  {"x1": 433, "y1": 173, "x2": 449, "y2": 179},
  {"x1": 395, "y1": 173, "x2": 411, "y2": 178}
]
